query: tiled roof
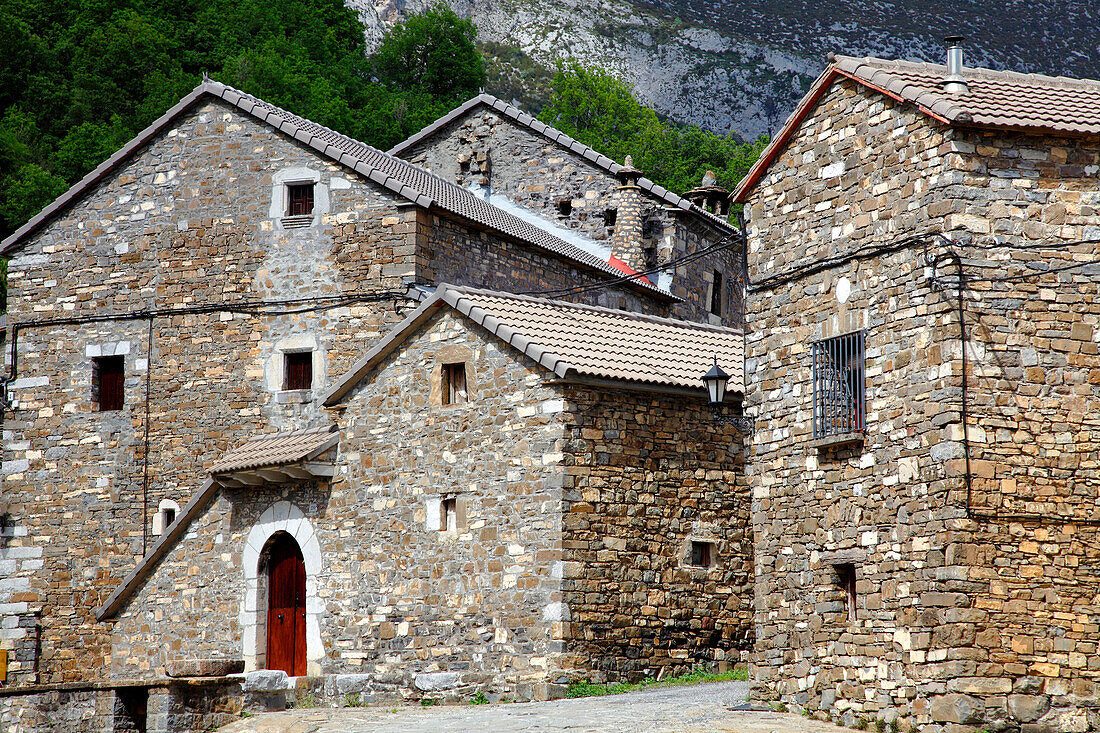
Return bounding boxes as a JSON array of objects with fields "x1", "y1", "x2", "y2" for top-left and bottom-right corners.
[
  {"x1": 387, "y1": 93, "x2": 737, "y2": 232},
  {"x1": 209, "y1": 424, "x2": 339, "y2": 475},
  {"x1": 323, "y1": 283, "x2": 744, "y2": 406},
  {"x1": 733, "y1": 55, "x2": 1100, "y2": 203},
  {"x1": 1, "y1": 82, "x2": 671, "y2": 298},
  {"x1": 834, "y1": 56, "x2": 1100, "y2": 135}
]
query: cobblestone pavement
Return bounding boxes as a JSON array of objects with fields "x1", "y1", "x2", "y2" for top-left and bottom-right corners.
[{"x1": 219, "y1": 682, "x2": 842, "y2": 733}]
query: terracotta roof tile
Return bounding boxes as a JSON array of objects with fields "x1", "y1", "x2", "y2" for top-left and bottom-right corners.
[
  {"x1": 209, "y1": 425, "x2": 339, "y2": 475},
  {"x1": 323, "y1": 284, "x2": 744, "y2": 405},
  {"x1": 443, "y1": 286, "x2": 745, "y2": 391},
  {"x1": 834, "y1": 56, "x2": 1100, "y2": 135},
  {"x1": 733, "y1": 55, "x2": 1100, "y2": 203}
]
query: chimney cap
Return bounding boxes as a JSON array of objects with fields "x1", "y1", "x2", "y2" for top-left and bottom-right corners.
[
  {"x1": 617, "y1": 155, "x2": 643, "y2": 186},
  {"x1": 942, "y1": 36, "x2": 968, "y2": 94}
]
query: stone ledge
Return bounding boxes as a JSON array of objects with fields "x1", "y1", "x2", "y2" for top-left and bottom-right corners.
[
  {"x1": 165, "y1": 659, "x2": 245, "y2": 678},
  {"x1": 809, "y1": 432, "x2": 865, "y2": 450}
]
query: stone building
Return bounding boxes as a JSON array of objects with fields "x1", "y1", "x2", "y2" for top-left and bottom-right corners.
[
  {"x1": 0, "y1": 78, "x2": 747, "y2": 730},
  {"x1": 389, "y1": 93, "x2": 742, "y2": 327},
  {"x1": 98, "y1": 285, "x2": 750, "y2": 700},
  {"x1": 733, "y1": 51, "x2": 1100, "y2": 730}
]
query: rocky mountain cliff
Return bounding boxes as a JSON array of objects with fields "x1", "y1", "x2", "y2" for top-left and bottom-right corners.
[{"x1": 348, "y1": 0, "x2": 1100, "y2": 141}]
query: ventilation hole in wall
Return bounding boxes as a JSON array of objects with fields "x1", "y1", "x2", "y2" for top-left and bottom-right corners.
[{"x1": 557, "y1": 199, "x2": 573, "y2": 217}]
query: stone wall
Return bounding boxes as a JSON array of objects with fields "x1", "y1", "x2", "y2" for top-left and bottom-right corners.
[
  {"x1": 2, "y1": 97, "x2": 414, "y2": 684},
  {"x1": 0, "y1": 681, "x2": 241, "y2": 733},
  {"x1": 558, "y1": 386, "x2": 752, "y2": 680},
  {"x1": 110, "y1": 309, "x2": 570, "y2": 701},
  {"x1": 414, "y1": 208, "x2": 666, "y2": 315},
  {"x1": 3, "y1": 94, "x2": 683, "y2": 686},
  {"x1": 743, "y1": 76, "x2": 1100, "y2": 730},
  {"x1": 398, "y1": 106, "x2": 744, "y2": 328}
]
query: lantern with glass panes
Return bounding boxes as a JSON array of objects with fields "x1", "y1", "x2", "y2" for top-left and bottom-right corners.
[{"x1": 701, "y1": 357, "x2": 753, "y2": 432}]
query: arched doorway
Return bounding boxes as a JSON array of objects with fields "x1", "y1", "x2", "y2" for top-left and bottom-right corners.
[{"x1": 263, "y1": 531, "x2": 306, "y2": 676}]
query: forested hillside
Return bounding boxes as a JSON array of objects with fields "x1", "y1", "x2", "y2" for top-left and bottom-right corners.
[{"x1": 0, "y1": 0, "x2": 762, "y2": 250}]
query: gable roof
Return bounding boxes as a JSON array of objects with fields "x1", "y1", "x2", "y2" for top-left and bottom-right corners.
[
  {"x1": 0, "y1": 82, "x2": 670, "y2": 299},
  {"x1": 98, "y1": 424, "x2": 339, "y2": 620},
  {"x1": 209, "y1": 424, "x2": 338, "y2": 477},
  {"x1": 732, "y1": 55, "x2": 1100, "y2": 203},
  {"x1": 387, "y1": 93, "x2": 737, "y2": 233},
  {"x1": 322, "y1": 283, "x2": 744, "y2": 406}
]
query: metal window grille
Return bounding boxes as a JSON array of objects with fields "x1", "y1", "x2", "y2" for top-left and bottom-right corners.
[
  {"x1": 812, "y1": 331, "x2": 866, "y2": 439},
  {"x1": 287, "y1": 184, "x2": 314, "y2": 216}
]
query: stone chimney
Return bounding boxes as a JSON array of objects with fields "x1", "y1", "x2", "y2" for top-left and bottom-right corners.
[
  {"x1": 610, "y1": 156, "x2": 648, "y2": 273},
  {"x1": 685, "y1": 170, "x2": 730, "y2": 216}
]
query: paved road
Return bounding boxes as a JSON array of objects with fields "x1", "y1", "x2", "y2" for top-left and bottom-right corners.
[{"x1": 220, "y1": 681, "x2": 840, "y2": 733}]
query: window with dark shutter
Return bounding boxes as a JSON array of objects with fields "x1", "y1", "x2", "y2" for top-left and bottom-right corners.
[
  {"x1": 94, "y1": 356, "x2": 125, "y2": 411},
  {"x1": 287, "y1": 184, "x2": 314, "y2": 216},
  {"x1": 442, "y1": 363, "x2": 468, "y2": 405},
  {"x1": 689, "y1": 540, "x2": 714, "y2": 568},
  {"x1": 710, "y1": 270, "x2": 723, "y2": 316},
  {"x1": 284, "y1": 351, "x2": 313, "y2": 391}
]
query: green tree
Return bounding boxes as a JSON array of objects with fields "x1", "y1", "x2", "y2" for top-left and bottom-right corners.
[
  {"x1": 371, "y1": 3, "x2": 485, "y2": 103},
  {"x1": 539, "y1": 61, "x2": 766, "y2": 199}
]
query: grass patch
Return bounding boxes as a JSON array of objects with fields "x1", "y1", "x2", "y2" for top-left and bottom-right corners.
[{"x1": 565, "y1": 666, "x2": 746, "y2": 699}]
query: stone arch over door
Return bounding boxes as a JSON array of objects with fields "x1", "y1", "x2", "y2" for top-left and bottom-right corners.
[{"x1": 240, "y1": 500, "x2": 324, "y2": 674}]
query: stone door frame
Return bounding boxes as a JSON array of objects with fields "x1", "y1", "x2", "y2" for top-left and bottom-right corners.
[{"x1": 240, "y1": 500, "x2": 324, "y2": 675}]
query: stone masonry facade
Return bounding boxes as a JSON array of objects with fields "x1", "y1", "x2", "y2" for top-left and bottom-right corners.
[
  {"x1": 106, "y1": 309, "x2": 751, "y2": 701},
  {"x1": 0, "y1": 92, "x2": 700, "y2": 694},
  {"x1": 743, "y1": 76, "x2": 1100, "y2": 731},
  {"x1": 397, "y1": 106, "x2": 744, "y2": 327},
  {"x1": 558, "y1": 387, "x2": 752, "y2": 679}
]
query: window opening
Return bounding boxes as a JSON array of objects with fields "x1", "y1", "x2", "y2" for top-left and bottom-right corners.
[
  {"x1": 689, "y1": 540, "x2": 714, "y2": 568},
  {"x1": 93, "y1": 355, "x2": 125, "y2": 411},
  {"x1": 556, "y1": 199, "x2": 573, "y2": 217},
  {"x1": 441, "y1": 497, "x2": 457, "y2": 532},
  {"x1": 710, "y1": 270, "x2": 723, "y2": 316},
  {"x1": 163, "y1": 507, "x2": 176, "y2": 527},
  {"x1": 835, "y1": 563, "x2": 857, "y2": 622},
  {"x1": 287, "y1": 184, "x2": 314, "y2": 217},
  {"x1": 284, "y1": 351, "x2": 313, "y2": 391},
  {"x1": 442, "y1": 363, "x2": 468, "y2": 405},
  {"x1": 603, "y1": 209, "x2": 618, "y2": 226},
  {"x1": 812, "y1": 331, "x2": 866, "y2": 439}
]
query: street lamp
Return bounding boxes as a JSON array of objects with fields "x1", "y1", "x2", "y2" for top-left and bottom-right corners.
[{"x1": 701, "y1": 357, "x2": 753, "y2": 432}]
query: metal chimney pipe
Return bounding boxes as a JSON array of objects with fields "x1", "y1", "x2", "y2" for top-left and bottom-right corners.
[{"x1": 942, "y1": 36, "x2": 969, "y2": 93}]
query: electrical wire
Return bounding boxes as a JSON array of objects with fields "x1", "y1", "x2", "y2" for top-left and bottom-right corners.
[{"x1": 4, "y1": 287, "x2": 410, "y2": 553}]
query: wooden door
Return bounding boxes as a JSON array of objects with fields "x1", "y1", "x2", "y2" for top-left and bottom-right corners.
[{"x1": 266, "y1": 532, "x2": 306, "y2": 676}]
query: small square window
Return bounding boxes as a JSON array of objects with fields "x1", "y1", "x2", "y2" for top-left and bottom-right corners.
[
  {"x1": 287, "y1": 183, "x2": 314, "y2": 217},
  {"x1": 93, "y1": 356, "x2": 125, "y2": 412},
  {"x1": 710, "y1": 270, "x2": 723, "y2": 316},
  {"x1": 835, "y1": 563, "x2": 857, "y2": 622},
  {"x1": 440, "y1": 497, "x2": 456, "y2": 532},
  {"x1": 689, "y1": 540, "x2": 714, "y2": 568},
  {"x1": 556, "y1": 199, "x2": 572, "y2": 217},
  {"x1": 284, "y1": 351, "x2": 313, "y2": 391},
  {"x1": 603, "y1": 209, "x2": 617, "y2": 227},
  {"x1": 442, "y1": 363, "x2": 468, "y2": 405}
]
